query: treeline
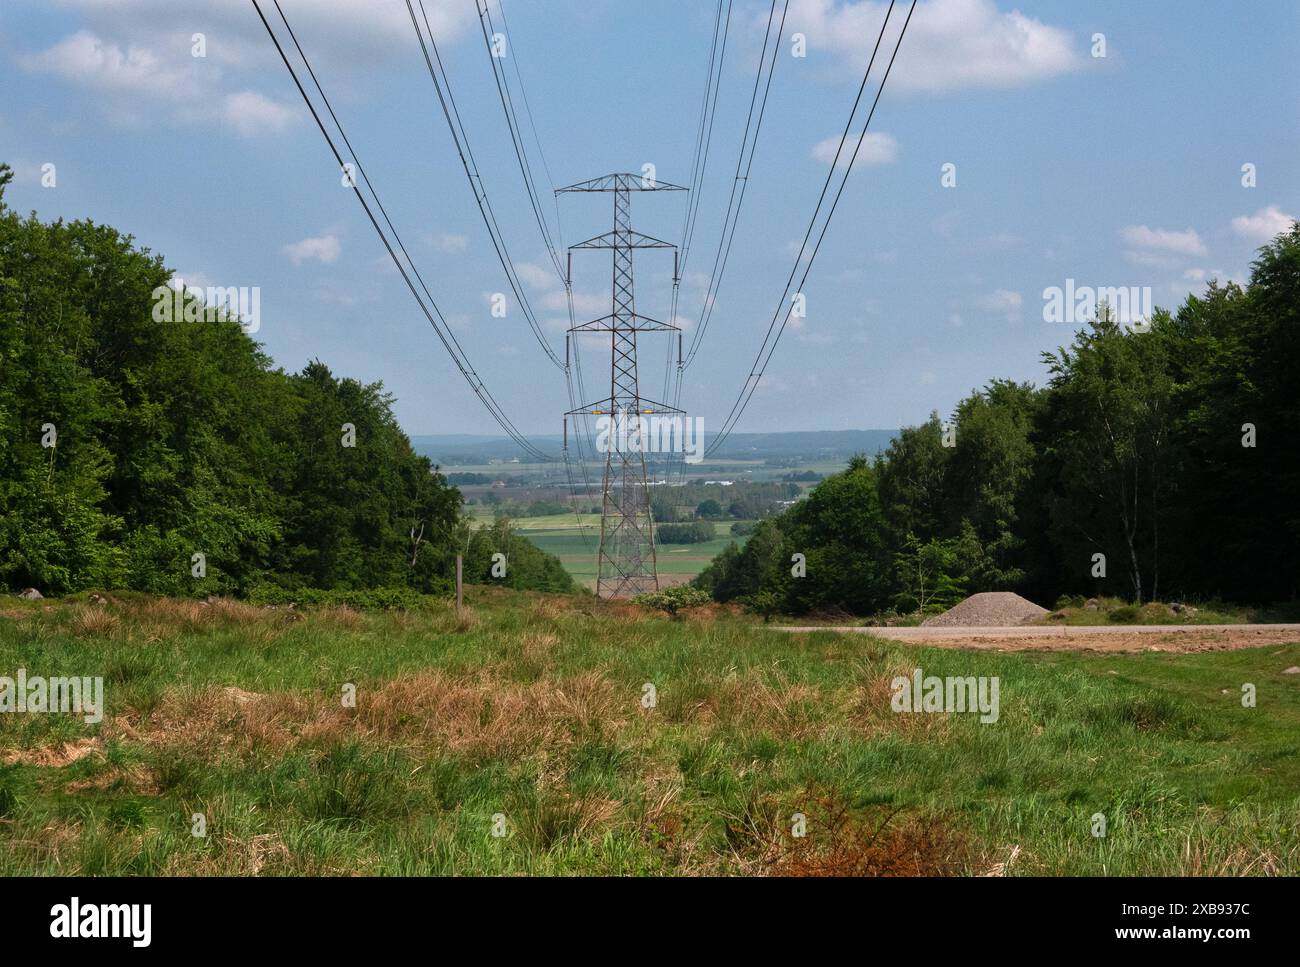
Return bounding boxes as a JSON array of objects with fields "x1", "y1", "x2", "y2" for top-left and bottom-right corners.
[
  {"x1": 655, "y1": 520, "x2": 716, "y2": 545},
  {"x1": 696, "y1": 225, "x2": 1300, "y2": 614},
  {"x1": 651, "y1": 480, "x2": 799, "y2": 524},
  {"x1": 0, "y1": 165, "x2": 571, "y2": 598}
]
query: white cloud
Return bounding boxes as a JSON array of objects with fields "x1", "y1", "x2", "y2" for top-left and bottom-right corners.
[
  {"x1": 977, "y1": 288, "x2": 1022, "y2": 319},
  {"x1": 517, "y1": 261, "x2": 557, "y2": 290},
  {"x1": 19, "y1": 0, "x2": 487, "y2": 133},
  {"x1": 542, "y1": 289, "x2": 605, "y2": 315},
  {"x1": 283, "y1": 234, "x2": 341, "y2": 265},
  {"x1": 787, "y1": 0, "x2": 1084, "y2": 93},
  {"x1": 433, "y1": 233, "x2": 469, "y2": 254},
  {"x1": 19, "y1": 30, "x2": 196, "y2": 99},
  {"x1": 1231, "y1": 205, "x2": 1296, "y2": 243},
  {"x1": 20, "y1": 29, "x2": 295, "y2": 133},
  {"x1": 223, "y1": 90, "x2": 294, "y2": 136},
  {"x1": 1119, "y1": 224, "x2": 1207, "y2": 257},
  {"x1": 39, "y1": 0, "x2": 486, "y2": 70},
  {"x1": 811, "y1": 131, "x2": 897, "y2": 167}
]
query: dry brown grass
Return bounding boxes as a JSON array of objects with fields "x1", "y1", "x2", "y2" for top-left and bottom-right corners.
[
  {"x1": 314, "y1": 605, "x2": 365, "y2": 631},
  {"x1": 515, "y1": 793, "x2": 622, "y2": 849},
  {"x1": 160, "y1": 830, "x2": 292, "y2": 877},
  {"x1": 527, "y1": 597, "x2": 568, "y2": 622},
  {"x1": 701, "y1": 676, "x2": 829, "y2": 738},
  {"x1": 114, "y1": 670, "x2": 628, "y2": 761},
  {"x1": 850, "y1": 661, "x2": 955, "y2": 740},
  {"x1": 1, "y1": 736, "x2": 103, "y2": 767},
  {"x1": 521, "y1": 632, "x2": 560, "y2": 669},
  {"x1": 720, "y1": 786, "x2": 969, "y2": 876},
  {"x1": 69, "y1": 605, "x2": 120, "y2": 639},
  {"x1": 65, "y1": 760, "x2": 158, "y2": 795},
  {"x1": 776, "y1": 804, "x2": 969, "y2": 876}
]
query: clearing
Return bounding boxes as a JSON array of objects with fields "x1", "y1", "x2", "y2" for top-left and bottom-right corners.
[{"x1": 1, "y1": 591, "x2": 1297, "y2": 876}]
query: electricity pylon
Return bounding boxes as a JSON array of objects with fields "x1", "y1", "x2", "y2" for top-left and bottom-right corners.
[{"x1": 558, "y1": 173, "x2": 685, "y2": 598}]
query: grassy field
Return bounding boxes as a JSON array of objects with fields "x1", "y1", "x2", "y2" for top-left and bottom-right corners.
[
  {"x1": 1, "y1": 590, "x2": 1297, "y2": 876},
  {"x1": 505, "y1": 518, "x2": 748, "y2": 589}
]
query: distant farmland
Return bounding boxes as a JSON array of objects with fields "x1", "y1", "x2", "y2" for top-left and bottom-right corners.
[{"x1": 499, "y1": 515, "x2": 750, "y2": 590}]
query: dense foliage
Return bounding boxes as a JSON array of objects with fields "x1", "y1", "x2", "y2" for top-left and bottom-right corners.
[
  {"x1": 655, "y1": 520, "x2": 716, "y2": 544},
  {"x1": 0, "y1": 168, "x2": 571, "y2": 598},
  {"x1": 697, "y1": 225, "x2": 1300, "y2": 613}
]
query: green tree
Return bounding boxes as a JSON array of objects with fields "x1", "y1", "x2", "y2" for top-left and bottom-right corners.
[
  {"x1": 892, "y1": 533, "x2": 967, "y2": 613},
  {"x1": 1039, "y1": 303, "x2": 1172, "y2": 603},
  {"x1": 696, "y1": 498, "x2": 723, "y2": 519}
]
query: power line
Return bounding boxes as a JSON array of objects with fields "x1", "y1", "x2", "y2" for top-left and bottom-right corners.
[
  {"x1": 253, "y1": 0, "x2": 552, "y2": 461},
  {"x1": 665, "y1": 0, "x2": 787, "y2": 491},
  {"x1": 476, "y1": 0, "x2": 566, "y2": 281},
  {"x1": 472, "y1": 0, "x2": 600, "y2": 549},
  {"x1": 662, "y1": 0, "x2": 729, "y2": 404},
  {"x1": 681, "y1": 0, "x2": 788, "y2": 373},
  {"x1": 405, "y1": 0, "x2": 564, "y2": 372},
  {"x1": 708, "y1": 0, "x2": 915, "y2": 457}
]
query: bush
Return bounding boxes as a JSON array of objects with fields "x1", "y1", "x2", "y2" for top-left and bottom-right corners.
[
  {"x1": 744, "y1": 588, "x2": 783, "y2": 622},
  {"x1": 1108, "y1": 604, "x2": 1140, "y2": 623},
  {"x1": 730, "y1": 521, "x2": 755, "y2": 537},
  {"x1": 634, "y1": 585, "x2": 712, "y2": 616}
]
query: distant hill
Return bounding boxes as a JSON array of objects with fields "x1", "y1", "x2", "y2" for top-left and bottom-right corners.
[
  {"x1": 708, "y1": 429, "x2": 896, "y2": 460},
  {"x1": 410, "y1": 429, "x2": 897, "y2": 465}
]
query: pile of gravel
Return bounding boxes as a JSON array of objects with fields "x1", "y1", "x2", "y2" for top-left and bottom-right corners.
[{"x1": 921, "y1": 592, "x2": 1049, "y2": 627}]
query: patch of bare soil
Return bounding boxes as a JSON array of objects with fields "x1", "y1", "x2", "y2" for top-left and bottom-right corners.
[{"x1": 860, "y1": 624, "x2": 1300, "y2": 653}]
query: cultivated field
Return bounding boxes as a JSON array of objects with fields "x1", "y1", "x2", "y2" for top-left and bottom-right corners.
[
  {"x1": 1, "y1": 591, "x2": 1297, "y2": 876},
  {"x1": 504, "y1": 518, "x2": 750, "y2": 590}
]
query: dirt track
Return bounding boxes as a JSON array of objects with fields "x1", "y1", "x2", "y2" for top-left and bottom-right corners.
[{"x1": 775, "y1": 623, "x2": 1300, "y2": 653}]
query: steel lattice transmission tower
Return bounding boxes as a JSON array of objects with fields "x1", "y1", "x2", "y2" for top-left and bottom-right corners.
[{"x1": 558, "y1": 173, "x2": 686, "y2": 598}]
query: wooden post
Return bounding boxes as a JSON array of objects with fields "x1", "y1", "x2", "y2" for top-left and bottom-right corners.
[{"x1": 456, "y1": 554, "x2": 463, "y2": 613}]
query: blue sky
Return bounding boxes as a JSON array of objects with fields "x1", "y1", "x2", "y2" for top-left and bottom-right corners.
[{"x1": 2, "y1": 0, "x2": 1297, "y2": 437}]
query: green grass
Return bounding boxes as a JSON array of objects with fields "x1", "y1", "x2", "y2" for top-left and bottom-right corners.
[
  {"x1": 515, "y1": 520, "x2": 749, "y2": 587},
  {"x1": 1040, "y1": 600, "x2": 1251, "y2": 626},
  {"x1": 0, "y1": 591, "x2": 1296, "y2": 875}
]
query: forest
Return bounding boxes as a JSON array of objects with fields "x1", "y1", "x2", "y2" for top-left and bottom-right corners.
[
  {"x1": 0, "y1": 164, "x2": 571, "y2": 598},
  {"x1": 695, "y1": 224, "x2": 1300, "y2": 615}
]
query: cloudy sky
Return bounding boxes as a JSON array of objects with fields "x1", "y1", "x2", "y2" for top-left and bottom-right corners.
[{"x1": 2, "y1": 0, "x2": 1297, "y2": 436}]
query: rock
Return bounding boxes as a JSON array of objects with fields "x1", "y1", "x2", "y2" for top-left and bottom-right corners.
[
  {"x1": 17, "y1": 588, "x2": 43, "y2": 600},
  {"x1": 1284, "y1": 666, "x2": 1300, "y2": 675},
  {"x1": 1084, "y1": 598, "x2": 1099, "y2": 611}
]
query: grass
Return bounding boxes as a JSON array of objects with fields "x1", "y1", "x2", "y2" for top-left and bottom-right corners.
[
  {"x1": 0, "y1": 590, "x2": 1297, "y2": 875},
  {"x1": 1040, "y1": 598, "x2": 1252, "y2": 626},
  {"x1": 516, "y1": 520, "x2": 749, "y2": 587}
]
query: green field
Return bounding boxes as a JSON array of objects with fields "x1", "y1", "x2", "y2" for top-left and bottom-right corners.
[
  {"x1": 508, "y1": 518, "x2": 749, "y2": 588},
  {"x1": 1, "y1": 591, "x2": 1296, "y2": 875}
]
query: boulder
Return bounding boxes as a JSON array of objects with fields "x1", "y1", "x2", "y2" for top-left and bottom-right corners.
[{"x1": 17, "y1": 588, "x2": 43, "y2": 600}]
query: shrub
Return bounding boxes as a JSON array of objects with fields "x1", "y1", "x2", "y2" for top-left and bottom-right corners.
[
  {"x1": 1108, "y1": 604, "x2": 1140, "y2": 623},
  {"x1": 634, "y1": 585, "x2": 712, "y2": 617}
]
